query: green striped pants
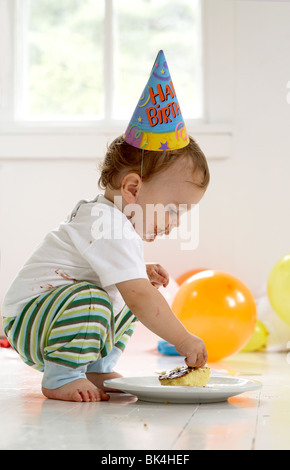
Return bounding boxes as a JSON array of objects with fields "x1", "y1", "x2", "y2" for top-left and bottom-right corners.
[{"x1": 3, "y1": 282, "x2": 137, "y2": 386}]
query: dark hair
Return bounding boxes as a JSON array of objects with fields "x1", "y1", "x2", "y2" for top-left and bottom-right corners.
[{"x1": 98, "y1": 135, "x2": 210, "y2": 190}]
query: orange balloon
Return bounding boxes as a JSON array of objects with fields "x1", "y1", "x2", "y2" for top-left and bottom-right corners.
[
  {"x1": 172, "y1": 270, "x2": 257, "y2": 362},
  {"x1": 176, "y1": 268, "x2": 207, "y2": 286}
]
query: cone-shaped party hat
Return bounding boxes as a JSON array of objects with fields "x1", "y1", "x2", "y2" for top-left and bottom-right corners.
[{"x1": 124, "y1": 50, "x2": 189, "y2": 151}]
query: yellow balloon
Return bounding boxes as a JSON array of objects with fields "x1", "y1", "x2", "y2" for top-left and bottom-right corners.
[
  {"x1": 242, "y1": 320, "x2": 268, "y2": 352},
  {"x1": 267, "y1": 254, "x2": 290, "y2": 325}
]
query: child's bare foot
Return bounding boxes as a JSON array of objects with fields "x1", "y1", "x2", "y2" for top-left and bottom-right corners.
[
  {"x1": 42, "y1": 378, "x2": 110, "y2": 402},
  {"x1": 86, "y1": 371, "x2": 123, "y2": 392}
]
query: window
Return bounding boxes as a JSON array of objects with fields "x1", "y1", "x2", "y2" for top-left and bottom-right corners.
[
  {"x1": 0, "y1": 0, "x2": 233, "y2": 160},
  {"x1": 16, "y1": 0, "x2": 203, "y2": 122}
]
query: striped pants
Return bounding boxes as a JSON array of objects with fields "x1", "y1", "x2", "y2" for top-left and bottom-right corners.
[{"x1": 3, "y1": 282, "x2": 137, "y2": 387}]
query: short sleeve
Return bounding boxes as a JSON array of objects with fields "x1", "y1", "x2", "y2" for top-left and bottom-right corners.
[{"x1": 64, "y1": 201, "x2": 148, "y2": 288}]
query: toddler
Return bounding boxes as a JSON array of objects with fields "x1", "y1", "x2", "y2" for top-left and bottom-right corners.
[{"x1": 1, "y1": 51, "x2": 210, "y2": 402}]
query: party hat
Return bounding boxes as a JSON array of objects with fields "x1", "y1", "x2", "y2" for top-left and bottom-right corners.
[{"x1": 124, "y1": 50, "x2": 189, "y2": 151}]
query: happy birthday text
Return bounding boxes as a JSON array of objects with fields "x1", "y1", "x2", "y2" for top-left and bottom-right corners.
[{"x1": 146, "y1": 81, "x2": 181, "y2": 127}]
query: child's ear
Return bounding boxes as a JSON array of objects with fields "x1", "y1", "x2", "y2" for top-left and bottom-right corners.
[{"x1": 121, "y1": 173, "x2": 142, "y2": 203}]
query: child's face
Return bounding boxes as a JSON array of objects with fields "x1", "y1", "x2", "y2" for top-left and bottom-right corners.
[{"x1": 132, "y1": 156, "x2": 206, "y2": 242}]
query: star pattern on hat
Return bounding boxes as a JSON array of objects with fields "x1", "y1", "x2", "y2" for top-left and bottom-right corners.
[{"x1": 159, "y1": 141, "x2": 170, "y2": 151}]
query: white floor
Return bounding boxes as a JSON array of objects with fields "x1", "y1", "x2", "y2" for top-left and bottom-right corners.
[{"x1": 1, "y1": 323, "x2": 290, "y2": 451}]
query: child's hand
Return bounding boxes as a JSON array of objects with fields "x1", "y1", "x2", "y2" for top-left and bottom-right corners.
[
  {"x1": 175, "y1": 334, "x2": 208, "y2": 368},
  {"x1": 146, "y1": 263, "x2": 170, "y2": 288}
]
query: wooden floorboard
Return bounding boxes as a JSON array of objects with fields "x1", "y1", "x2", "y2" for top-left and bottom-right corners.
[{"x1": 0, "y1": 324, "x2": 289, "y2": 450}]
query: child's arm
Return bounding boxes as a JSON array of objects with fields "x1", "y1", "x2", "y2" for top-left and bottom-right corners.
[{"x1": 116, "y1": 278, "x2": 208, "y2": 368}]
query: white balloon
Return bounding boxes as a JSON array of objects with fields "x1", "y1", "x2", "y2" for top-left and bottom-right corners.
[{"x1": 256, "y1": 295, "x2": 290, "y2": 352}]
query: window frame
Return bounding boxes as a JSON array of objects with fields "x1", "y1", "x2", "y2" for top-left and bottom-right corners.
[{"x1": 0, "y1": 0, "x2": 234, "y2": 159}]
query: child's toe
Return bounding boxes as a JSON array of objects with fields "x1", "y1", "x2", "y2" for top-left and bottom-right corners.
[{"x1": 88, "y1": 389, "x2": 98, "y2": 401}]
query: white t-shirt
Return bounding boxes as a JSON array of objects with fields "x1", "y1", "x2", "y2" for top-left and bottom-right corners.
[{"x1": 2, "y1": 194, "x2": 148, "y2": 318}]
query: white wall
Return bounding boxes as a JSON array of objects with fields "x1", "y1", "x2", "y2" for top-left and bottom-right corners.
[
  {"x1": 1, "y1": 0, "x2": 290, "y2": 335},
  {"x1": 232, "y1": 0, "x2": 290, "y2": 291},
  {"x1": 145, "y1": 0, "x2": 290, "y2": 294}
]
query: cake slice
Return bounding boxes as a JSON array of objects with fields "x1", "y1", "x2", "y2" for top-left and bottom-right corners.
[{"x1": 159, "y1": 365, "x2": 211, "y2": 387}]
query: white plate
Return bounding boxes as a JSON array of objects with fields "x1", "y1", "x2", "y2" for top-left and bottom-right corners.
[{"x1": 104, "y1": 376, "x2": 262, "y2": 404}]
